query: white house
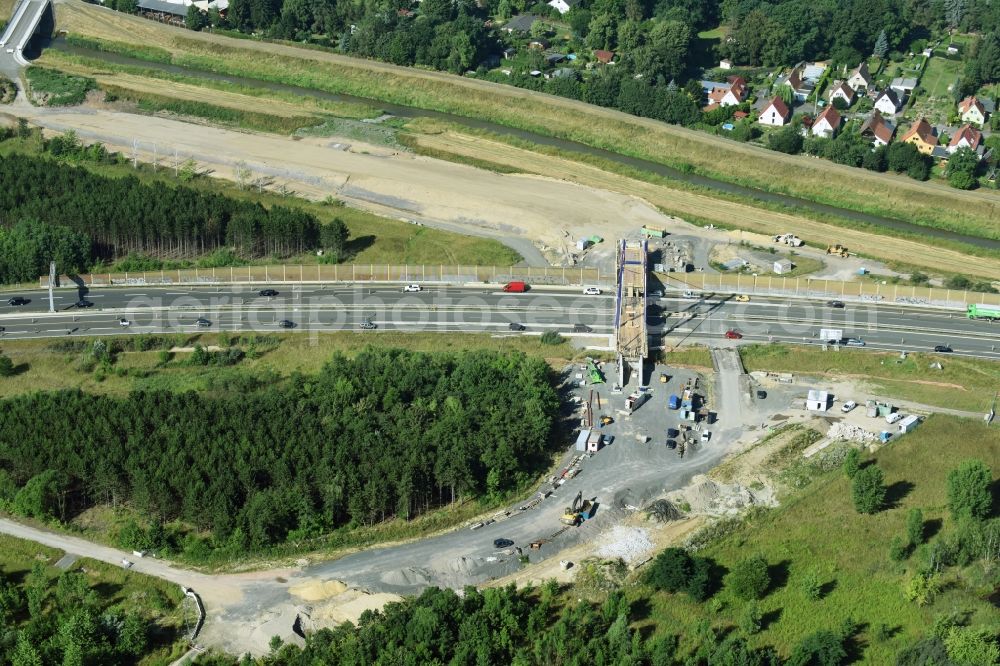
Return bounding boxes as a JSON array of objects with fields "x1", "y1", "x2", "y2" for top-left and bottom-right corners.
[
  {"x1": 773, "y1": 259, "x2": 793, "y2": 274},
  {"x1": 547, "y1": 0, "x2": 580, "y2": 13},
  {"x1": 719, "y1": 58, "x2": 733, "y2": 69},
  {"x1": 827, "y1": 81, "x2": 855, "y2": 107},
  {"x1": 873, "y1": 88, "x2": 901, "y2": 115},
  {"x1": 758, "y1": 96, "x2": 790, "y2": 126},
  {"x1": 811, "y1": 105, "x2": 841, "y2": 138},
  {"x1": 947, "y1": 124, "x2": 983, "y2": 154},
  {"x1": 847, "y1": 61, "x2": 873, "y2": 91},
  {"x1": 958, "y1": 96, "x2": 988, "y2": 125}
]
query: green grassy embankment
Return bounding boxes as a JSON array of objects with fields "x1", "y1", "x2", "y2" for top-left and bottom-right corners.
[
  {"x1": 639, "y1": 415, "x2": 1000, "y2": 661},
  {"x1": 739, "y1": 345, "x2": 1000, "y2": 412}
]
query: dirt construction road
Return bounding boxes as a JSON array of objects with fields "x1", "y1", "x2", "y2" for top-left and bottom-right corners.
[{"x1": 10, "y1": 102, "x2": 672, "y2": 264}]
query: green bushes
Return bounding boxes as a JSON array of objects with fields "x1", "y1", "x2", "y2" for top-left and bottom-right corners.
[
  {"x1": 25, "y1": 67, "x2": 96, "y2": 106},
  {"x1": 946, "y1": 459, "x2": 993, "y2": 520},
  {"x1": 646, "y1": 547, "x2": 714, "y2": 601},
  {"x1": 726, "y1": 554, "x2": 771, "y2": 601},
  {"x1": 851, "y1": 464, "x2": 887, "y2": 514}
]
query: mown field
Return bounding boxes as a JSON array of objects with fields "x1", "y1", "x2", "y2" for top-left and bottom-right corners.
[
  {"x1": 739, "y1": 344, "x2": 1000, "y2": 412},
  {"x1": 52, "y1": 3, "x2": 1000, "y2": 244},
  {"x1": 639, "y1": 415, "x2": 1000, "y2": 661}
]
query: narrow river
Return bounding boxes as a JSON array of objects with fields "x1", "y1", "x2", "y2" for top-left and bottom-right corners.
[{"x1": 51, "y1": 39, "x2": 1000, "y2": 252}]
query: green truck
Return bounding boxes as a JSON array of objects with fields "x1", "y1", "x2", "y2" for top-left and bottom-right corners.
[{"x1": 967, "y1": 304, "x2": 1000, "y2": 320}]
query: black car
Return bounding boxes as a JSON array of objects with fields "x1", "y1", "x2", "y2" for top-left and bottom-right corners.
[
  {"x1": 259, "y1": 289, "x2": 279, "y2": 297},
  {"x1": 933, "y1": 345, "x2": 953, "y2": 353},
  {"x1": 573, "y1": 323, "x2": 593, "y2": 333},
  {"x1": 277, "y1": 319, "x2": 295, "y2": 328},
  {"x1": 6, "y1": 296, "x2": 28, "y2": 306},
  {"x1": 74, "y1": 299, "x2": 94, "y2": 308},
  {"x1": 508, "y1": 323, "x2": 526, "y2": 331},
  {"x1": 493, "y1": 538, "x2": 514, "y2": 549},
  {"x1": 666, "y1": 439, "x2": 677, "y2": 449},
  {"x1": 667, "y1": 428, "x2": 680, "y2": 438},
  {"x1": 756, "y1": 390, "x2": 767, "y2": 400},
  {"x1": 827, "y1": 300, "x2": 845, "y2": 308},
  {"x1": 196, "y1": 318, "x2": 212, "y2": 327}
]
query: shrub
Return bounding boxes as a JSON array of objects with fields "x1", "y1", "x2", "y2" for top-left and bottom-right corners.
[
  {"x1": 646, "y1": 548, "x2": 693, "y2": 593},
  {"x1": 787, "y1": 630, "x2": 847, "y2": 666},
  {"x1": 540, "y1": 330, "x2": 564, "y2": 345},
  {"x1": 943, "y1": 626, "x2": 1000, "y2": 666},
  {"x1": 739, "y1": 600, "x2": 763, "y2": 635},
  {"x1": 800, "y1": 569, "x2": 823, "y2": 599},
  {"x1": 842, "y1": 448, "x2": 861, "y2": 478},
  {"x1": 726, "y1": 555, "x2": 770, "y2": 600},
  {"x1": 0, "y1": 353, "x2": 14, "y2": 377},
  {"x1": 946, "y1": 459, "x2": 993, "y2": 521},
  {"x1": 889, "y1": 536, "x2": 910, "y2": 562},
  {"x1": 904, "y1": 572, "x2": 942, "y2": 606},
  {"x1": 851, "y1": 465, "x2": 886, "y2": 514},
  {"x1": 906, "y1": 508, "x2": 924, "y2": 546},
  {"x1": 647, "y1": 548, "x2": 714, "y2": 600}
]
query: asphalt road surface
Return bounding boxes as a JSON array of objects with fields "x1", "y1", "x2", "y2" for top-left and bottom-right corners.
[{"x1": 2, "y1": 285, "x2": 998, "y2": 358}]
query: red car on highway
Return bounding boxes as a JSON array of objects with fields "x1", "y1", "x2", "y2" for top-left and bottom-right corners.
[{"x1": 725, "y1": 330, "x2": 743, "y2": 339}]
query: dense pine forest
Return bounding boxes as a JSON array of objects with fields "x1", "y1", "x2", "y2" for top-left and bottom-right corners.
[
  {"x1": 0, "y1": 349, "x2": 559, "y2": 551},
  {"x1": 0, "y1": 153, "x2": 324, "y2": 283}
]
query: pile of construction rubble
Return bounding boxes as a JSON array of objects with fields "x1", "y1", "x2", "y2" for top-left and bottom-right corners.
[
  {"x1": 827, "y1": 422, "x2": 879, "y2": 445},
  {"x1": 595, "y1": 526, "x2": 655, "y2": 563},
  {"x1": 665, "y1": 475, "x2": 776, "y2": 517}
]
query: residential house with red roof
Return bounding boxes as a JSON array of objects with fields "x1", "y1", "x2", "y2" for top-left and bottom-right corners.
[{"x1": 758, "y1": 97, "x2": 791, "y2": 126}]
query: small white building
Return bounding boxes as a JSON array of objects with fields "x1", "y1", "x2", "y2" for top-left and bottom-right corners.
[
  {"x1": 547, "y1": 0, "x2": 580, "y2": 13},
  {"x1": 719, "y1": 58, "x2": 733, "y2": 70},
  {"x1": 773, "y1": 259, "x2": 794, "y2": 274},
  {"x1": 806, "y1": 389, "x2": 831, "y2": 411}
]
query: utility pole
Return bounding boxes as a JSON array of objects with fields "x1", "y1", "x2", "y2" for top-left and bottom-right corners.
[
  {"x1": 48, "y1": 262, "x2": 55, "y2": 313},
  {"x1": 131, "y1": 138, "x2": 138, "y2": 169},
  {"x1": 174, "y1": 147, "x2": 179, "y2": 177}
]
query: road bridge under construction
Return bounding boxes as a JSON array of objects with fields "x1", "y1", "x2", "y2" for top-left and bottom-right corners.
[{"x1": 614, "y1": 238, "x2": 649, "y2": 386}]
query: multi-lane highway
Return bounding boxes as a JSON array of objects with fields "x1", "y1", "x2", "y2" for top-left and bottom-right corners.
[{"x1": 2, "y1": 283, "x2": 999, "y2": 358}]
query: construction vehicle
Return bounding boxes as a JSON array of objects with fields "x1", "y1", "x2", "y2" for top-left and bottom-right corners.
[
  {"x1": 826, "y1": 244, "x2": 849, "y2": 257},
  {"x1": 561, "y1": 492, "x2": 596, "y2": 526},
  {"x1": 659, "y1": 373, "x2": 669, "y2": 383},
  {"x1": 968, "y1": 304, "x2": 1000, "y2": 320},
  {"x1": 600, "y1": 415, "x2": 614, "y2": 426},
  {"x1": 773, "y1": 233, "x2": 804, "y2": 247},
  {"x1": 587, "y1": 359, "x2": 605, "y2": 384},
  {"x1": 641, "y1": 226, "x2": 666, "y2": 238}
]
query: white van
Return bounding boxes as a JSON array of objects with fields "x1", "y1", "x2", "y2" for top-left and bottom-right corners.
[{"x1": 885, "y1": 412, "x2": 903, "y2": 424}]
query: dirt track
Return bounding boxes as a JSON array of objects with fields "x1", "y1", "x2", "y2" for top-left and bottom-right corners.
[{"x1": 11, "y1": 102, "x2": 671, "y2": 263}]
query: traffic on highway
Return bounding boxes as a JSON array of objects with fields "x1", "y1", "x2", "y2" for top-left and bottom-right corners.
[{"x1": 1, "y1": 282, "x2": 998, "y2": 358}]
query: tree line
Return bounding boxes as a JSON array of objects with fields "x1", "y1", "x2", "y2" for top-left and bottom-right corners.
[
  {"x1": 0, "y1": 349, "x2": 559, "y2": 552},
  {"x1": 0, "y1": 153, "x2": 327, "y2": 282}
]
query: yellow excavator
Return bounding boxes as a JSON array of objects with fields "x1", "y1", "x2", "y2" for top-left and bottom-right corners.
[{"x1": 826, "y1": 244, "x2": 849, "y2": 257}]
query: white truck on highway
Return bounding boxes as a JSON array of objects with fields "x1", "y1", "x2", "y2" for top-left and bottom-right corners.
[{"x1": 820, "y1": 329, "x2": 843, "y2": 344}]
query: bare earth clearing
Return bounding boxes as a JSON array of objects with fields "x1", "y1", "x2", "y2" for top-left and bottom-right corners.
[
  {"x1": 9, "y1": 102, "x2": 671, "y2": 262},
  {"x1": 415, "y1": 131, "x2": 1000, "y2": 278},
  {"x1": 52, "y1": 1, "x2": 1000, "y2": 241}
]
